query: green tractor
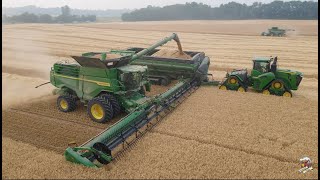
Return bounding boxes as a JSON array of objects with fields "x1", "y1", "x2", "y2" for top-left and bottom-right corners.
[{"x1": 219, "y1": 56, "x2": 303, "y2": 97}]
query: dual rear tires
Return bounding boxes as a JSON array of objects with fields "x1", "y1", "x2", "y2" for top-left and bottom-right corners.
[{"x1": 57, "y1": 93, "x2": 121, "y2": 123}]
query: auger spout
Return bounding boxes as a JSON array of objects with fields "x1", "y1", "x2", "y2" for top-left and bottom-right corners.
[{"x1": 130, "y1": 33, "x2": 183, "y2": 62}]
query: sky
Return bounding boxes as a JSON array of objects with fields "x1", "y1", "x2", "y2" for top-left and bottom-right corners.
[{"x1": 2, "y1": 0, "x2": 318, "y2": 10}]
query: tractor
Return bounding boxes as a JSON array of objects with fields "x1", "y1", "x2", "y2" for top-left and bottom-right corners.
[{"x1": 219, "y1": 56, "x2": 303, "y2": 97}]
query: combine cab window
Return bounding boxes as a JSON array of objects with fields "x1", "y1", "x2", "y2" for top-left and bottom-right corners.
[{"x1": 253, "y1": 62, "x2": 270, "y2": 73}]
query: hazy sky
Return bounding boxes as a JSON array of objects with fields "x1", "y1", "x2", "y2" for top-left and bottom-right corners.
[{"x1": 2, "y1": 0, "x2": 317, "y2": 10}]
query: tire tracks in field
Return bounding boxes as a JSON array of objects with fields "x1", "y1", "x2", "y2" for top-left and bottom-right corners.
[{"x1": 151, "y1": 130, "x2": 299, "y2": 164}]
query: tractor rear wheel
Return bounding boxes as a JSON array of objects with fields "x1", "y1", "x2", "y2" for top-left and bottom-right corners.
[
  {"x1": 57, "y1": 94, "x2": 77, "y2": 112},
  {"x1": 282, "y1": 91, "x2": 292, "y2": 98},
  {"x1": 101, "y1": 94, "x2": 121, "y2": 116},
  {"x1": 272, "y1": 80, "x2": 283, "y2": 90},
  {"x1": 228, "y1": 77, "x2": 238, "y2": 84},
  {"x1": 88, "y1": 96, "x2": 114, "y2": 123}
]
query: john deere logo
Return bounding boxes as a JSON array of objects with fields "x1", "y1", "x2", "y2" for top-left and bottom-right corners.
[{"x1": 298, "y1": 157, "x2": 313, "y2": 173}]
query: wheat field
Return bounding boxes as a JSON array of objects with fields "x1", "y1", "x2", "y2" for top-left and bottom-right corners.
[{"x1": 2, "y1": 20, "x2": 318, "y2": 179}]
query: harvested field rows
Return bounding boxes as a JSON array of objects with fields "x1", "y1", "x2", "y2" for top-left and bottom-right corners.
[{"x1": 2, "y1": 20, "x2": 318, "y2": 179}]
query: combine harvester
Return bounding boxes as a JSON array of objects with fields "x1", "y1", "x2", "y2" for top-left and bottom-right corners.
[{"x1": 49, "y1": 33, "x2": 217, "y2": 167}]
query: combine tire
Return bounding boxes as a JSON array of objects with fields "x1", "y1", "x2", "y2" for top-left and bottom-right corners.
[
  {"x1": 101, "y1": 94, "x2": 121, "y2": 116},
  {"x1": 88, "y1": 96, "x2": 114, "y2": 123},
  {"x1": 139, "y1": 86, "x2": 146, "y2": 96},
  {"x1": 57, "y1": 95, "x2": 77, "y2": 112},
  {"x1": 282, "y1": 91, "x2": 292, "y2": 98}
]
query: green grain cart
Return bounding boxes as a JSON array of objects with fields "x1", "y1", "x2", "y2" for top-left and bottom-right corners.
[{"x1": 219, "y1": 56, "x2": 303, "y2": 97}]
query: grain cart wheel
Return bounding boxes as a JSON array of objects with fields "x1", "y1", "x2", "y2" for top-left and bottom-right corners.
[
  {"x1": 160, "y1": 77, "x2": 170, "y2": 86},
  {"x1": 237, "y1": 86, "x2": 246, "y2": 92},
  {"x1": 101, "y1": 94, "x2": 121, "y2": 116},
  {"x1": 228, "y1": 77, "x2": 238, "y2": 84},
  {"x1": 88, "y1": 96, "x2": 114, "y2": 123},
  {"x1": 282, "y1": 91, "x2": 292, "y2": 98},
  {"x1": 57, "y1": 95, "x2": 77, "y2": 112},
  {"x1": 262, "y1": 89, "x2": 271, "y2": 95}
]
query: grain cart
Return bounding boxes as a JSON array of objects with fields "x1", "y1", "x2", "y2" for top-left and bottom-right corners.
[
  {"x1": 261, "y1": 27, "x2": 286, "y2": 36},
  {"x1": 219, "y1": 56, "x2": 303, "y2": 97}
]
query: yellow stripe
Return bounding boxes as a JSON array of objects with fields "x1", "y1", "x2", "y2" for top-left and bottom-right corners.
[{"x1": 54, "y1": 74, "x2": 111, "y2": 87}]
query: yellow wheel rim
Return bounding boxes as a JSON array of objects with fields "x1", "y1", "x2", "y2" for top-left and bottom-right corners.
[
  {"x1": 219, "y1": 85, "x2": 227, "y2": 90},
  {"x1": 229, "y1": 78, "x2": 237, "y2": 84},
  {"x1": 283, "y1": 92, "x2": 292, "y2": 98},
  {"x1": 91, "y1": 104, "x2": 104, "y2": 120},
  {"x1": 238, "y1": 87, "x2": 245, "y2": 92},
  {"x1": 60, "y1": 99, "x2": 68, "y2": 110},
  {"x1": 273, "y1": 82, "x2": 282, "y2": 89},
  {"x1": 262, "y1": 89, "x2": 270, "y2": 95}
]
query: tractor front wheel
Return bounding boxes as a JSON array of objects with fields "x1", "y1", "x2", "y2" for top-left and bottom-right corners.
[
  {"x1": 282, "y1": 91, "x2": 292, "y2": 98},
  {"x1": 262, "y1": 89, "x2": 271, "y2": 95},
  {"x1": 219, "y1": 85, "x2": 227, "y2": 90},
  {"x1": 237, "y1": 86, "x2": 246, "y2": 92},
  {"x1": 88, "y1": 96, "x2": 114, "y2": 123},
  {"x1": 57, "y1": 95, "x2": 77, "y2": 112}
]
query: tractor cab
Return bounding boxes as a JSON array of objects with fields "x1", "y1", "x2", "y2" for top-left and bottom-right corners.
[{"x1": 252, "y1": 56, "x2": 278, "y2": 77}]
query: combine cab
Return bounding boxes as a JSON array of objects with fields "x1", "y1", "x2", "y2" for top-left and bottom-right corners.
[{"x1": 219, "y1": 56, "x2": 303, "y2": 97}]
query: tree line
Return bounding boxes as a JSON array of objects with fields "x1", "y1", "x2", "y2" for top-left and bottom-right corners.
[
  {"x1": 2, "y1": 5, "x2": 96, "y2": 24},
  {"x1": 122, "y1": 1, "x2": 318, "y2": 21}
]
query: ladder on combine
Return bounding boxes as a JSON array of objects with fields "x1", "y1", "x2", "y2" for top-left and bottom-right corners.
[{"x1": 64, "y1": 78, "x2": 199, "y2": 167}]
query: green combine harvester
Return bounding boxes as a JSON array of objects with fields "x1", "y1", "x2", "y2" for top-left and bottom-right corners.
[
  {"x1": 261, "y1": 27, "x2": 295, "y2": 37},
  {"x1": 219, "y1": 56, "x2": 303, "y2": 97},
  {"x1": 49, "y1": 33, "x2": 214, "y2": 167}
]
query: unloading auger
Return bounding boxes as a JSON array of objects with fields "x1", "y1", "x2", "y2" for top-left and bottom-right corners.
[{"x1": 64, "y1": 78, "x2": 199, "y2": 167}]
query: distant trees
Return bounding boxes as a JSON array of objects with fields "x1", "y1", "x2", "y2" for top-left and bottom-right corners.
[
  {"x1": 2, "y1": 5, "x2": 96, "y2": 24},
  {"x1": 122, "y1": 1, "x2": 318, "y2": 21}
]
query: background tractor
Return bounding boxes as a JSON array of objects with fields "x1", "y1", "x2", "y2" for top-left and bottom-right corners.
[{"x1": 219, "y1": 56, "x2": 303, "y2": 97}]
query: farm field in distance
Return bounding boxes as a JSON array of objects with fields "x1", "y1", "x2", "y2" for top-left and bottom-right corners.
[{"x1": 2, "y1": 20, "x2": 318, "y2": 179}]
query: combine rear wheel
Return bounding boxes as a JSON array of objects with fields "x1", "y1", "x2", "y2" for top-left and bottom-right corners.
[
  {"x1": 282, "y1": 91, "x2": 292, "y2": 98},
  {"x1": 88, "y1": 96, "x2": 114, "y2": 123},
  {"x1": 101, "y1": 94, "x2": 121, "y2": 116},
  {"x1": 57, "y1": 94, "x2": 77, "y2": 112}
]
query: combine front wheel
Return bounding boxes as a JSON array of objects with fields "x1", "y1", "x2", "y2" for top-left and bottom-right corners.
[
  {"x1": 88, "y1": 96, "x2": 114, "y2": 123},
  {"x1": 101, "y1": 94, "x2": 121, "y2": 116},
  {"x1": 57, "y1": 95, "x2": 77, "y2": 112}
]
